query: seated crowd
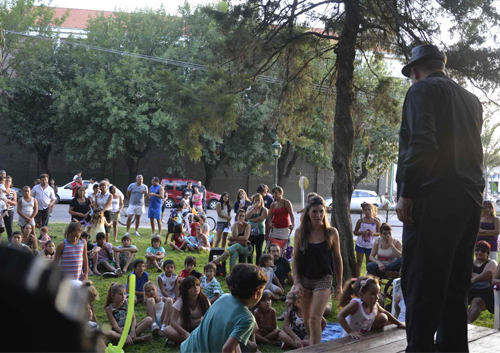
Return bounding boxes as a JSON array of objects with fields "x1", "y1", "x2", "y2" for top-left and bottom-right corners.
[{"x1": 1, "y1": 170, "x2": 499, "y2": 351}]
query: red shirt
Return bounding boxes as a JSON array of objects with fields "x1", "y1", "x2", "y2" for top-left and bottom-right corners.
[
  {"x1": 71, "y1": 180, "x2": 83, "y2": 197},
  {"x1": 190, "y1": 222, "x2": 200, "y2": 237},
  {"x1": 172, "y1": 232, "x2": 185, "y2": 247}
]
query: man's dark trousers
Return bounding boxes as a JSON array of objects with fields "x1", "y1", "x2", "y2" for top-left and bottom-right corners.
[{"x1": 401, "y1": 190, "x2": 481, "y2": 352}]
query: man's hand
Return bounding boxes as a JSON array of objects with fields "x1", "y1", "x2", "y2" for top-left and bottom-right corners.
[{"x1": 396, "y1": 196, "x2": 413, "y2": 225}]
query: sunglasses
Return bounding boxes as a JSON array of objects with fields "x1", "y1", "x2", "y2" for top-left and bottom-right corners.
[{"x1": 475, "y1": 248, "x2": 488, "y2": 253}]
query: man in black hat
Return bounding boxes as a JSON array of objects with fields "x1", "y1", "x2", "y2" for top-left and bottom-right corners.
[{"x1": 396, "y1": 44, "x2": 484, "y2": 352}]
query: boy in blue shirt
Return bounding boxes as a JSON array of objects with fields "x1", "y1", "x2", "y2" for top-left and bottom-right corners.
[
  {"x1": 126, "y1": 258, "x2": 149, "y2": 303},
  {"x1": 181, "y1": 264, "x2": 267, "y2": 353}
]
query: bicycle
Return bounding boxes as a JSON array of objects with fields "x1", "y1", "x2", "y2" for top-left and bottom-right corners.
[{"x1": 118, "y1": 204, "x2": 136, "y2": 226}]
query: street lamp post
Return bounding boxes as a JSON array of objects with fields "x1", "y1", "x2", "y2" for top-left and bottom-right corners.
[{"x1": 272, "y1": 141, "x2": 283, "y2": 188}]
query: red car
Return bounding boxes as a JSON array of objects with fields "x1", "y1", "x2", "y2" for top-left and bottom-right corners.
[{"x1": 160, "y1": 178, "x2": 221, "y2": 210}]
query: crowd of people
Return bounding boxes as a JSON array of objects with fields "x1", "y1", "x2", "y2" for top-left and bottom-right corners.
[
  {"x1": 1, "y1": 160, "x2": 500, "y2": 352},
  {"x1": 1, "y1": 166, "x2": 500, "y2": 351}
]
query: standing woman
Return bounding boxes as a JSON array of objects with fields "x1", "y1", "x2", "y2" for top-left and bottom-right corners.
[
  {"x1": 268, "y1": 186, "x2": 295, "y2": 252},
  {"x1": 477, "y1": 200, "x2": 500, "y2": 260},
  {"x1": 69, "y1": 187, "x2": 91, "y2": 224},
  {"x1": 191, "y1": 186, "x2": 203, "y2": 212},
  {"x1": 234, "y1": 189, "x2": 252, "y2": 214},
  {"x1": 95, "y1": 181, "x2": 112, "y2": 242},
  {"x1": 109, "y1": 185, "x2": 124, "y2": 242},
  {"x1": 257, "y1": 184, "x2": 273, "y2": 241},
  {"x1": 3, "y1": 176, "x2": 17, "y2": 242},
  {"x1": 246, "y1": 193, "x2": 268, "y2": 265},
  {"x1": 49, "y1": 178, "x2": 58, "y2": 217},
  {"x1": 291, "y1": 196, "x2": 343, "y2": 346},
  {"x1": 17, "y1": 186, "x2": 38, "y2": 237},
  {"x1": 214, "y1": 192, "x2": 231, "y2": 248}
]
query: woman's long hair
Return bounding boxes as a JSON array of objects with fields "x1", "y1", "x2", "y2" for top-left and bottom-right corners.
[
  {"x1": 297, "y1": 196, "x2": 332, "y2": 252},
  {"x1": 218, "y1": 192, "x2": 231, "y2": 214},
  {"x1": 180, "y1": 276, "x2": 209, "y2": 329}
]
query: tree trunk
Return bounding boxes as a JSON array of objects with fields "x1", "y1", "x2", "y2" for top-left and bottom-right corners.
[
  {"x1": 204, "y1": 162, "x2": 219, "y2": 190},
  {"x1": 330, "y1": 0, "x2": 360, "y2": 282},
  {"x1": 277, "y1": 142, "x2": 299, "y2": 187},
  {"x1": 34, "y1": 145, "x2": 52, "y2": 175},
  {"x1": 124, "y1": 156, "x2": 141, "y2": 185}
]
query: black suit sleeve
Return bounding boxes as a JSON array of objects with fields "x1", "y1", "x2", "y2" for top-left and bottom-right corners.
[{"x1": 400, "y1": 85, "x2": 439, "y2": 199}]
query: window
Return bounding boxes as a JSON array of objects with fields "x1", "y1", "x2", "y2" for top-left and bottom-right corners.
[
  {"x1": 163, "y1": 181, "x2": 174, "y2": 191},
  {"x1": 176, "y1": 181, "x2": 188, "y2": 191}
]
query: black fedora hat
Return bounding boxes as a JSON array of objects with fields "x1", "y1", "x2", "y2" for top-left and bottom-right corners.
[{"x1": 402, "y1": 44, "x2": 447, "y2": 77}]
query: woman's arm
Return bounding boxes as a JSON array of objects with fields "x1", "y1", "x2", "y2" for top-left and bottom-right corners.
[
  {"x1": 285, "y1": 200, "x2": 295, "y2": 229},
  {"x1": 492, "y1": 264, "x2": 500, "y2": 285},
  {"x1": 353, "y1": 219, "x2": 364, "y2": 235},
  {"x1": 331, "y1": 228, "x2": 343, "y2": 297},
  {"x1": 369, "y1": 241, "x2": 381, "y2": 264},
  {"x1": 31, "y1": 199, "x2": 38, "y2": 219},
  {"x1": 268, "y1": 203, "x2": 275, "y2": 225},
  {"x1": 391, "y1": 239, "x2": 403, "y2": 258},
  {"x1": 291, "y1": 228, "x2": 303, "y2": 296},
  {"x1": 471, "y1": 260, "x2": 498, "y2": 283},
  {"x1": 478, "y1": 217, "x2": 500, "y2": 237},
  {"x1": 374, "y1": 219, "x2": 381, "y2": 236},
  {"x1": 30, "y1": 235, "x2": 39, "y2": 253}
]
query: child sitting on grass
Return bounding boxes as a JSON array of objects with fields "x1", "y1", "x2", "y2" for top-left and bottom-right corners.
[
  {"x1": 104, "y1": 282, "x2": 153, "y2": 345},
  {"x1": 144, "y1": 281, "x2": 174, "y2": 336},
  {"x1": 158, "y1": 260, "x2": 179, "y2": 301},
  {"x1": 113, "y1": 234, "x2": 138, "y2": 273},
  {"x1": 170, "y1": 224, "x2": 186, "y2": 251},
  {"x1": 146, "y1": 236, "x2": 165, "y2": 272},
  {"x1": 197, "y1": 224, "x2": 211, "y2": 251},
  {"x1": 201, "y1": 263, "x2": 223, "y2": 303},
  {"x1": 93, "y1": 232, "x2": 121, "y2": 277},
  {"x1": 337, "y1": 276, "x2": 405, "y2": 339},
  {"x1": 9, "y1": 231, "x2": 33, "y2": 255},
  {"x1": 259, "y1": 254, "x2": 284, "y2": 300},
  {"x1": 180, "y1": 264, "x2": 268, "y2": 352},
  {"x1": 126, "y1": 259, "x2": 149, "y2": 303},
  {"x1": 253, "y1": 290, "x2": 282, "y2": 347},
  {"x1": 38, "y1": 226, "x2": 51, "y2": 249},
  {"x1": 279, "y1": 292, "x2": 325, "y2": 348},
  {"x1": 163, "y1": 275, "x2": 211, "y2": 345},
  {"x1": 42, "y1": 240, "x2": 55, "y2": 261},
  {"x1": 166, "y1": 204, "x2": 183, "y2": 244},
  {"x1": 179, "y1": 256, "x2": 202, "y2": 283},
  {"x1": 21, "y1": 224, "x2": 38, "y2": 254}
]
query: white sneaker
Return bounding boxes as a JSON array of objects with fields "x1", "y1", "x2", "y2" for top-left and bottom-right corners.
[
  {"x1": 124, "y1": 232, "x2": 130, "y2": 236},
  {"x1": 151, "y1": 322, "x2": 160, "y2": 335},
  {"x1": 151, "y1": 233, "x2": 156, "y2": 237},
  {"x1": 115, "y1": 268, "x2": 122, "y2": 277},
  {"x1": 134, "y1": 231, "x2": 141, "y2": 237},
  {"x1": 161, "y1": 324, "x2": 166, "y2": 331}
]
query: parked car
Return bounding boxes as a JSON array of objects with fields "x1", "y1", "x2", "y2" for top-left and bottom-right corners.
[
  {"x1": 324, "y1": 189, "x2": 381, "y2": 211},
  {"x1": 58, "y1": 180, "x2": 123, "y2": 203},
  {"x1": 161, "y1": 178, "x2": 221, "y2": 209}
]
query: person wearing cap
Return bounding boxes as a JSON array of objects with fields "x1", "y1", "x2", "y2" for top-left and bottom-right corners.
[
  {"x1": 467, "y1": 241, "x2": 497, "y2": 324},
  {"x1": 396, "y1": 44, "x2": 484, "y2": 351}
]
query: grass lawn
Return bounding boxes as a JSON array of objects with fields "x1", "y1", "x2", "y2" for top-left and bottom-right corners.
[{"x1": 4, "y1": 222, "x2": 496, "y2": 352}]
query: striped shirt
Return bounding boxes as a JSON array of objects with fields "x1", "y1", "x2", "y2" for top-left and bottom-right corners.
[{"x1": 60, "y1": 239, "x2": 85, "y2": 280}]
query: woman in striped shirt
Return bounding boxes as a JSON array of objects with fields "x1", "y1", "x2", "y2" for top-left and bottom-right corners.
[{"x1": 54, "y1": 222, "x2": 88, "y2": 281}]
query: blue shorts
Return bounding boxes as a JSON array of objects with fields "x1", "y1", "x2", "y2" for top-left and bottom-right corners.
[
  {"x1": 355, "y1": 245, "x2": 372, "y2": 255},
  {"x1": 148, "y1": 207, "x2": 161, "y2": 220}
]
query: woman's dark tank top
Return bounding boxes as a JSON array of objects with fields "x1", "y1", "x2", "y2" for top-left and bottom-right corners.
[{"x1": 298, "y1": 241, "x2": 335, "y2": 280}]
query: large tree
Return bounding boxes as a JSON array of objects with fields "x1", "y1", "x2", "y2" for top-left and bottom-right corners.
[
  {"x1": 208, "y1": 0, "x2": 500, "y2": 279},
  {"x1": 54, "y1": 8, "x2": 183, "y2": 183},
  {"x1": 0, "y1": 0, "x2": 67, "y2": 173}
]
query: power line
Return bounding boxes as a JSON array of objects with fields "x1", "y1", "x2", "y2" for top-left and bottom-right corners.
[{"x1": 3, "y1": 29, "x2": 335, "y2": 93}]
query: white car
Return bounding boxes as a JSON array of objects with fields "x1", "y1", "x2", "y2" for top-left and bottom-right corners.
[
  {"x1": 58, "y1": 180, "x2": 123, "y2": 202},
  {"x1": 324, "y1": 189, "x2": 381, "y2": 211}
]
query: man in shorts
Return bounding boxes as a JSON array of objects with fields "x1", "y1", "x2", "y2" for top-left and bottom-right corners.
[
  {"x1": 125, "y1": 175, "x2": 148, "y2": 237},
  {"x1": 148, "y1": 177, "x2": 164, "y2": 237}
]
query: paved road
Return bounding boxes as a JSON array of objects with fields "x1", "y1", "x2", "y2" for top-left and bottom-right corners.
[{"x1": 35, "y1": 203, "x2": 405, "y2": 241}]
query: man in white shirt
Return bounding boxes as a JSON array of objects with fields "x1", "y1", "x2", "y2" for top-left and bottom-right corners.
[
  {"x1": 125, "y1": 175, "x2": 148, "y2": 236},
  {"x1": 31, "y1": 174, "x2": 57, "y2": 227}
]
